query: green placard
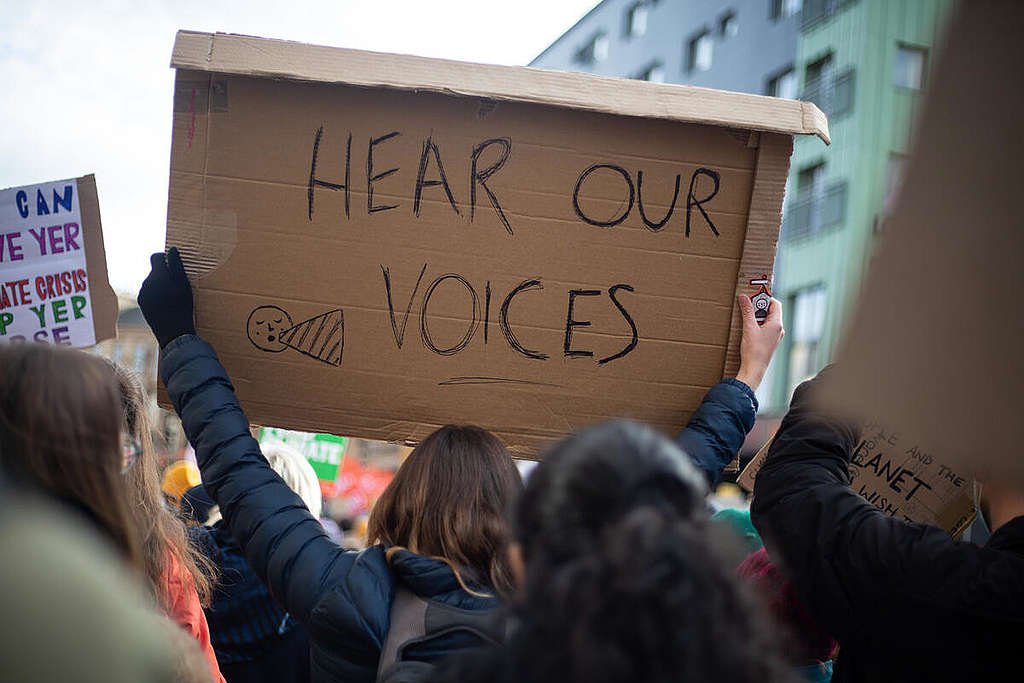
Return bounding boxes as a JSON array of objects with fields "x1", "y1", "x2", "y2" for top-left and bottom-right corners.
[{"x1": 258, "y1": 427, "x2": 348, "y2": 482}]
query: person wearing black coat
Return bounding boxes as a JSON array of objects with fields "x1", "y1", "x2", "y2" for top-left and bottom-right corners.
[
  {"x1": 751, "y1": 370, "x2": 1024, "y2": 682},
  {"x1": 138, "y1": 249, "x2": 782, "y2": 682}
]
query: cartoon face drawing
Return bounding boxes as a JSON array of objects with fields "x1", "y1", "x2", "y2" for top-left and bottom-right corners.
[{"x1": 247, "y1": 306, "x2": 293, "y2": 352}]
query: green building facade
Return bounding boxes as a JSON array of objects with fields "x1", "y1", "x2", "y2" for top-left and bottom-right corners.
[{"x1": 760, "y1": 0, "x2": 954, "y2": 412}]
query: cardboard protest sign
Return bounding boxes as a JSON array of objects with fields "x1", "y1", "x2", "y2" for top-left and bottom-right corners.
[
  {"x1": 0, "y1": 175, "x2": 117, "y2": 347},
  {"x1": 821, "y1": 3, "x2": 1024, "y2": 484},
  {"x1": 738, "y1": 424, "x2": 975, "y2": 536},
  {"x1": 258, "y1": 427, "x2": 348, "y2": 496},
  {"x1": 164, "y1": 31, "x2": 827, "y2": 455}
]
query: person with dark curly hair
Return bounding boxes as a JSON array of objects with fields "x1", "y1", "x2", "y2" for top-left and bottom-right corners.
[{"x1": 433, "y1": 420, "x2": 797, "y2": 683}]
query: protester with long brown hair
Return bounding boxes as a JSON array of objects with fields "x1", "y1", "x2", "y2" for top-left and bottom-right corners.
[
  {"x1": 108, "y1": 361, "x2": 222, "y2": 682},
  {"x1": 0, "y1": 343, "x2": 141, "y2": 562},
  {"x1": 0, "y1": 342, "x2": 226, "y2": 682},
  {"x1": 137, "y1": 249, "x2": 521, "y2": 683},
  {"x1": 367, "y1": 425, "x2": 521, "y2": 595}
]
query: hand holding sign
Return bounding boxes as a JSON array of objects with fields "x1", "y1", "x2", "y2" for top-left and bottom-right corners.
[
  {"x1": 138, "y1": 247, "x2": 196, "y2": 348},
  {"x1": 735, "y1": 294, "x2": 783, "y2": 392}
]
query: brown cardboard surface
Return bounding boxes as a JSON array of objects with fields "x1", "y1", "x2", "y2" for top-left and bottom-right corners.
[
  {"x1": 164, "y1": 32, "x2": 821, "y2": 455},
  {"x1": 738, "y1": 425, "x2": 975, "y2": 536},
  {"x1": 172, "y1": 32, "x2": 830, "y2": 144},
  {"x1": 821, "y1": 2, "x2": 1024, "y2": 484},
  {"x1": 77, "y1": 175, "x2": 118, "y2": 344}
]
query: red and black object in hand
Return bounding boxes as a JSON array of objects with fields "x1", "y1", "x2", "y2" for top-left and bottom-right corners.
[
  {"x1": 748, "y1": 275, "x2": 772, "y2": 326},
  {"x1": 138, "y1": 247, "x2": 196, "y2": 349}
]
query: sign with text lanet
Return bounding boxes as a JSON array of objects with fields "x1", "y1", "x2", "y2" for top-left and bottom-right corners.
[
  {"x1": 163, "y1": 31, "x2": 828, "y2": 455},
  {"x1": 0, "y1": 176, "x2": 117, "y2": 347}
]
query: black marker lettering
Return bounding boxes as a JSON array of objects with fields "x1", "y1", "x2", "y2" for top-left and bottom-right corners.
[
  {"x1": 599, "y1": 284, "x2": 638, "y2": 364},
  {"x1": 420, "y1": 274, "x2": 478, "y2": 356},
  {"x1": 367, "y1": 131, "x2": 401, "y2": 214},
  {"x1": 414, "y1": 135, "x2": 461, "y2": 217},
  {"x1": 470, "y1": 138, "x2": 513, "y2": 235},
  {"x1": 564, "y1": 289, "x2": 601, "y2": 358},
  {"x1": 686, "y1": 168, "x2": 721, "y2": 237},
  {"x1": 381, "y1": 263, "x2": 427, "y2": 349},
  {"x1": 636, "y1": 171, "x2": 680, "y2": 231},
  {"x1": 484, "y1": 280, "x2": 491, "y2": 344},
  {"x1": 500, "y1": 279, "x2": 549, "y2": 360},
  {"x1": 572, "y1": 164, "x2": 635, "y2": 228},
  {"x1": 308, "y1": 126, "x2": 351, "y2": 220}
]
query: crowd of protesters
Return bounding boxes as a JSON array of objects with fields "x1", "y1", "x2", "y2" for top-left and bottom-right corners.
[{"x1": 0, "y1": 246, "x2": 1022, "y2": 683}]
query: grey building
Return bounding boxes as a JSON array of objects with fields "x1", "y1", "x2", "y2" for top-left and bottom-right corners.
[{"x1": 530, "y1": 0, "x2": 803, "y2": 99}]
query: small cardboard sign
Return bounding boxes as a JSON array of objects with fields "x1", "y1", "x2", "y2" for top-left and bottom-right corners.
[
  {"x1": 0, "y1": 175, "x2": 117, "y2": 347},
  {"x1": 163, "y1": 31, "x2": 827, "y2": 455},
  {"x1": 738, "y1": 424, "x2": 975, "y2": 536}
]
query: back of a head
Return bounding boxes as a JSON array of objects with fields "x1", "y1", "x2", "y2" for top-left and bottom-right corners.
[
  {"x1": 367, "y1": 424, "x2": 522, "y2": 594},
  {"x1": 0, "y1": 343, "x2": 140, "y2": 565},
  {"x1": 260, "y1": 441, "x2": 323, "y2": 518},
  {"x1": 507, "y1": 421, "x2": 793, "y2": 683}
]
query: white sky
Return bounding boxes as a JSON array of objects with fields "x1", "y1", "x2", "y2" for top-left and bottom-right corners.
[{"x1": 0, "y1": 0, "x2": 598, "y2": 293}]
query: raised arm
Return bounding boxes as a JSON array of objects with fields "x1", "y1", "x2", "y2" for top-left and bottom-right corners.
[
  {"x1": 677, "y1": 295, "x2": 783, "y2": 487},
  {"x1": 139, "y1": 249, "x2": 390, "y2": 636},
  {"x1": 750, "y1": 370, "x2": 998, "y2": 643}
]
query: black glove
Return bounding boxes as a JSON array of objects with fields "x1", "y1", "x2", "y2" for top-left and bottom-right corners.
[{"x1": 138, "y1": 247, "x2": 195, "y2": 348}]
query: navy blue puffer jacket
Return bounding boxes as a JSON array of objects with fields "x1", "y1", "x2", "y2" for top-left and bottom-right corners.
[{"x1": 161, "y1": 334, "x2": 756, "y2": 682}]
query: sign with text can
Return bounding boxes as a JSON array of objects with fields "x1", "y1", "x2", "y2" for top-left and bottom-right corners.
[
  {"x1": 164, "y1": 31, "x2": 828, "y2": 456},
  {"x1": 0, "y1": 175, "x2": 117, "y2": 347}
]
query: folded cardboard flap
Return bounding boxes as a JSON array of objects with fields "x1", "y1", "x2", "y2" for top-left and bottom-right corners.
[
  {"x1": 164, "y1": 31, "x2": 824, "y2": 455},
  {"x1": 171, "y1": 31, "x2": 829, "y2": 144}
]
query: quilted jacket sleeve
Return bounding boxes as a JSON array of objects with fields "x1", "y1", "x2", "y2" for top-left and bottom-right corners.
[
  {"x1": 676, "y1": 378, "x2": 758, "y2": 488},
  {"x1": 160, "y1": 334, "x2": 391, "y2": 641}
]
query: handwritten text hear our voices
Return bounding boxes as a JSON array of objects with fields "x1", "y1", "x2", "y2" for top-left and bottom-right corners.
[{"x1": 305, "y1": 128, "x2": 724, "y2": 365}]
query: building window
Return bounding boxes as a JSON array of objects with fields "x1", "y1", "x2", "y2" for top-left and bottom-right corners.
[
  {"x1": 770, "y1": 0, "x2": 803, "y2": 20},
  {"x1": 635, "y1": 62, "x2": 666, "y2": 83},
  {"x1": 893, "y1": 44, "x2": 927, "y2": 89},
  {"x1": 801, "y1": 0, "x2": 858, "y2": 30},
  {"x1": 687, "y1": 31, "x2": 713, "y2": 72},
  {"x1": 786, "y1": 286, "x2": 827, "y2": 398},
  {"x1": 801, "y1": 52, "x2": 855, "y2": 118},
  {"x1": 719, "y1": 11, "x2": 738, "y2": 38},
  {"x1": 784, "y1": 162, "x2": 848, "y2": 241},
  {"x1": 575, "y1": 32, "x2": 609, "y2": 65},
  {"x1": 766, "y1": 67, "x2": 798, "y2": 99},
  {"x1": 805, "y1": 52, "x2": 833, "y2": 85},
  {"x1": 625, "y1": 2, "x2": 648, "y2": 38}
]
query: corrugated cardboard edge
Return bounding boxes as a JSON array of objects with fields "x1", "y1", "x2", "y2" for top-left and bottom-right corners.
[
  {"x1": 722, "y1": 133, "x2": 792, "y2": 378},
  {"x1": 737, "y1": 435, "x2": 775, "y2": 493},
  {"x1": 77, "y1": 175, "x2": 118, "y2": 344},
  {"x1": 171, "y1": 31, "x2": 830, "y2": 145}
]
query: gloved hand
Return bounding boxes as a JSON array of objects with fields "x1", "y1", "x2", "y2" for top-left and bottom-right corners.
[{"x1": 138, "y1": 247, "x2": 196, "y2": 348}]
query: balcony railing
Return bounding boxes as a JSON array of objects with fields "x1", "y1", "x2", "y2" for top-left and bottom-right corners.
[
  {"x1": 801, "y1": 68, "x2": 855, "y2": 119},
  {"x1": 802, "y1": 0, "x2": 858, "y2": 31},
  {"x1": 782, "y1": 181, "x2": 848, "y2": 242}
]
